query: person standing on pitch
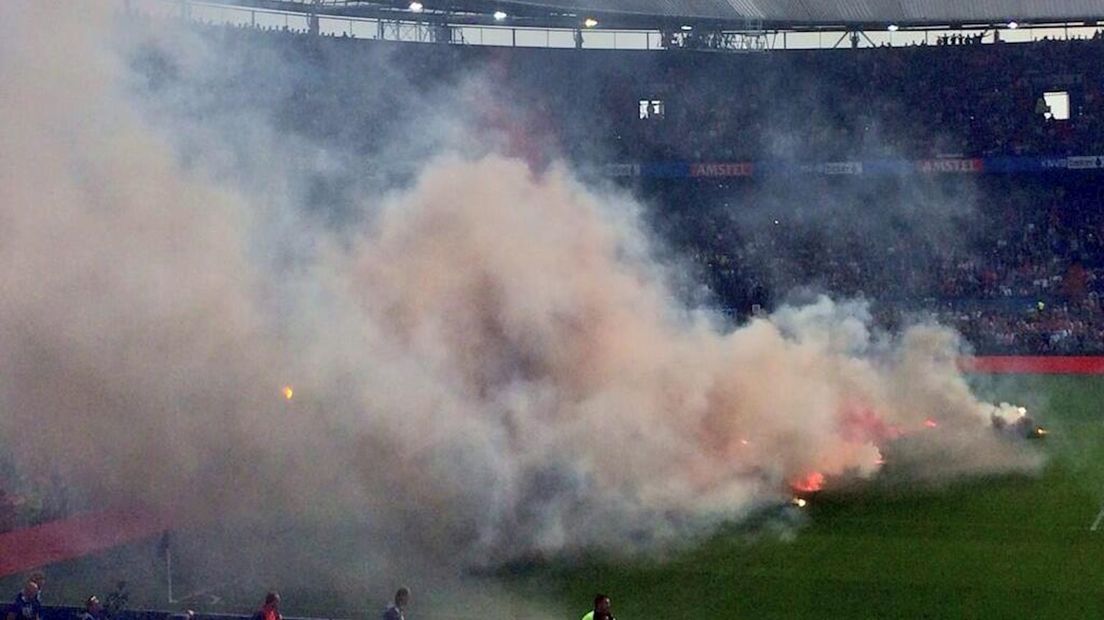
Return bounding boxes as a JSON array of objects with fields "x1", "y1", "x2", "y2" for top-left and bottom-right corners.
[
  {"x1": 381, "y1": 587, "x2": 409, "y2": 620},
  {"x1": 6, "y1": 581, "x2": 40, "y2": 620},
  {"x1": 27, "y1": 574, "x2": 44, "y2": 606},
  {"x1": 253, "y1": 592, "x2": 281, "y2": 620},
  {"x1": 581, "y1": 593, "x2": 614, "y2": 620},
  {"x1": 80, "y1": 595, "x2": 104, "y2": 620}
]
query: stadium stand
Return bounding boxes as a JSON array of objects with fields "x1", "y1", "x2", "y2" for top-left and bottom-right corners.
[{"x1": 135, "y1": 12, "x2": 1104, "y2": 355}]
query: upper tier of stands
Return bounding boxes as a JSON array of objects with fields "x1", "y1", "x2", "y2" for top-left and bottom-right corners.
[{"x1": 143, "y1": 19, "x2": 1104, "y2": 353}]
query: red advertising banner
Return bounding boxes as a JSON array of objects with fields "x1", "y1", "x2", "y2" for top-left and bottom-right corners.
[
  {"x1": 962, "y1": 356, "x2": 1104, "y2": 374},
  {"x1": 0, "y1": 506, "x2": 173, "y2": 577}
]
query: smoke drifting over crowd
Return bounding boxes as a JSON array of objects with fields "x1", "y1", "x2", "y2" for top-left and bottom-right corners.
[{"x1": 0, "y1": 0, "x2": 1041, "y2": 578}]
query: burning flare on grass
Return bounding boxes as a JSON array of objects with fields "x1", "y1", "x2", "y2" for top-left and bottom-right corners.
[{"x1": 791, "y1": 472, "x2": 826, "y2": 494}]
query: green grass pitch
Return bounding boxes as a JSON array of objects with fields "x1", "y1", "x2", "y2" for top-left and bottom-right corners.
[
  {"x1": 7, "y1": 375, "x2": 1104, "y2": 619},
  {"x1": 531, "y1": 375, "x2": 1104, "y2": 619}
]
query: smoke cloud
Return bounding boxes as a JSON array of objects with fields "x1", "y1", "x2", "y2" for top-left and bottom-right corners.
[{"x1": 0, "y1": 0, "x2": 1041, "y2": 589}]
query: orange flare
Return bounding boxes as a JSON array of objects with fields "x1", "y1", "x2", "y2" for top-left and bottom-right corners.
[{"x1": 791, "y1": 471, "x2": 825, "y2": 493}]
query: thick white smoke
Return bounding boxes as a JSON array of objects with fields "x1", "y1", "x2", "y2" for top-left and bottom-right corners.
[{"x1": 0, "y1": 0, "x2": 1041, "y2": 575}]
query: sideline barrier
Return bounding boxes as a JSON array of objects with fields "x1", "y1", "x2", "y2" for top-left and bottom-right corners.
[{"x1": 963, "y1": 356, "x2": 1104, "y2": 374}]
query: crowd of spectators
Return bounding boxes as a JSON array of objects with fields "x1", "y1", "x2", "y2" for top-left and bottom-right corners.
[
  {"x1": 549, "y1": 32, "x2": 1104, "y2": 163},
  {"x1": 170, "y1": 7, "x2": 1104, "y2": 164},
  {"x1": 529, "y1": 39, "x2": 1104, "y2": 355},
  {"x1": 652, "y1": 174, "x2": 1104, "y2": 354},
  {"x1": 145, "y1": 19, "x2": 1104, "y2": 354},
  {"x1": 173, "y1": 15, "x2": 1104, "y2": 163}
]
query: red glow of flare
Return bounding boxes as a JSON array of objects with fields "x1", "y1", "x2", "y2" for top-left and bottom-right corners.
[
  {"x1": 791, "y1": 471, "x2": 826, "y2": 493},
  {"x1": 839, "y1": 406, "x2": 903, "y2": 443},
  {"x1": 923, "y1": 418, "x2": 939, "y2": 429}
]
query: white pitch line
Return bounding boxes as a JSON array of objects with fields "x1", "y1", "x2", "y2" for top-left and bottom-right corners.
[{"x1": 1090, "y1": 504, "x2": 1104, "y2": 531}]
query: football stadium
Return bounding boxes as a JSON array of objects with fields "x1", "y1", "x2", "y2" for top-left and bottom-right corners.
[{"x1": 5, "y1": 1, "x2": 1104, "y2": 618}]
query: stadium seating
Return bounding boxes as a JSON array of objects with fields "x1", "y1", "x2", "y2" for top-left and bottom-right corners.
[{"x1": 166, "y1": 20, "x2": 1104, "y2": 354}]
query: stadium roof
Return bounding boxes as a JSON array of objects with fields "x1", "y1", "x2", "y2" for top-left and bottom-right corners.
[
  {"x1": 497, "y1": 0, "x2": 1104, "y2": 26},
  {"x1": 242, "y1": 0, "x2": 1104, "y2": 29}
]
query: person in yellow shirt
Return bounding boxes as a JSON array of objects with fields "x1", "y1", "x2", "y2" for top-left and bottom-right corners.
[{"x1": 581, "y1": 594, "x2": 614, "y2": 620}]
